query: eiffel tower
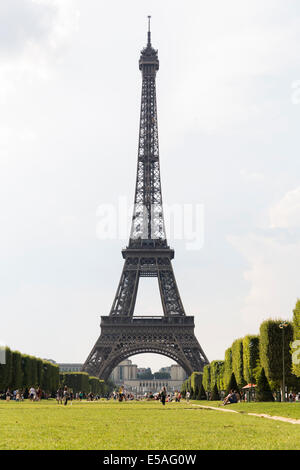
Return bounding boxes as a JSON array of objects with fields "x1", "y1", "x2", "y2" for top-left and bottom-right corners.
[{"x1": 82, "y1": 18, "x2": 209, "y2": 381}]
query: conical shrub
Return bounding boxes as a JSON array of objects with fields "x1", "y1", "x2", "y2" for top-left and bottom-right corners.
[
  {"x1": 226, "y1": 372, "x2": 238, "y2": 394},
  {"x1": 211, "y1": 383, "x2": 220, "y2": 400},
  {"x1": 256, "y1": 368, "x2": 274, "y2": 402},
  {"x1": 197, "y1": 384, "x2": 207, "y2": 400}
]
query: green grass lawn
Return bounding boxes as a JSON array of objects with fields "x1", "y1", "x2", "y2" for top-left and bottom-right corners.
[
  {"x1": 1, "y1": 399, "x2": 300, "y2": 450},
  {"x1": 195, "y1": 400, "x2": 300, "y2": 419}
]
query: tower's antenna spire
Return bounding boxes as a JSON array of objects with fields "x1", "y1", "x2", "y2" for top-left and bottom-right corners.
[{"x1": 147, "y1": 15, "x2": 151, "y2": 46}]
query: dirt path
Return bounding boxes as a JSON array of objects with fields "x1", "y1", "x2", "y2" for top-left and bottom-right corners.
[{"x1": 191, "y1": 404, "x2": 300, "y2": 425}]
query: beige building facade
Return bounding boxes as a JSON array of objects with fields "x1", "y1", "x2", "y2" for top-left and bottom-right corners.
[
  {"x1": 111, "y1": 360, "x2": 187, "y2": 394},
  {"x1": 110, "y1": 359, "x2": 138, "y2": 383}
]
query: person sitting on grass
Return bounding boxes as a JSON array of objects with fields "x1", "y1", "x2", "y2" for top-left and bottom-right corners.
[{"x1": 222, "y1": 390, "x2": 238, "y2": 405}]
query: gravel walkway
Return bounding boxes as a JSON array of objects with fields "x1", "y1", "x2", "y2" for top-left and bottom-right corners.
[{"x1": 191, "y1": 404, "x2": 300, "y2": 424}]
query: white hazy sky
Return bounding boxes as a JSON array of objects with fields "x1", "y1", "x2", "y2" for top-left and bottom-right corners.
[{"x1": 1, "y1": 0, "x2": 300, "y2": 371}]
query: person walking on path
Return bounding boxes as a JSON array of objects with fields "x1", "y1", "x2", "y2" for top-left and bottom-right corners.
[
  {"x1": 63, "y1": 386, "x2": 70, "y2": 406},
  {"x1": 186, "y1": 390, "x2": 190, "y2": 403},
  {"x1": 29, "y1": 386, "x2": 36, "y2": 401},
  {"x1": 36, "y1": 386, "x2": 42, "y2": 401},
  {"x1": 160, "y1": 386, "x2": 167, "y2": 406},
  {"x1": 56, "y1": 388, "x2": 63, "y2": 404}
]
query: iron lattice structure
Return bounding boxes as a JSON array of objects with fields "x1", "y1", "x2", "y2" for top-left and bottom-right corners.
[{"x1": 83, "y1": 21, "x2": 209, "y2": 380}]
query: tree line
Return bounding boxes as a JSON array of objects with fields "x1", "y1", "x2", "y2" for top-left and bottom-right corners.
[
  {"x1": 0, "y1": 346, "x2": 112, "y2": 396},
  {"x1": 59, "y1": 372, "x2": 111, "y2": 395},
  {"x1": 181, "y1": 299, "x2": 300, "y2": 400},
  {"x1": 0, "y1": 347, "x2": 59, "y2": 394}
]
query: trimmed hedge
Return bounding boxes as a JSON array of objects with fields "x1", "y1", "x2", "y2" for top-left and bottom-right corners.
[
  {"x1": 180, "y1": 379, "x2": 188, "y2": 397},
  {"x1": 210, "y1": 360, "x2": 224, "y2": 391},
  {"x1": 0, "y1": 347, "x2": 59, "y2": 393},
  {"x1": 59, "y1": 372, "x2": 108, "y2": 396},
  {"x1": 185, "y1": 312, "x2": 300, "y2": 399},
  {"x1": 211, "y1": 383, "x2": 220, "y2": 400},
  {"x1": 227, "y1": 372, "x2": 238, "y2": 393},
  {"x1": 42, "y1": 360, "x2": 60, "y2": 393},
  {"x1": 256, "y1": 368, "x2": 274, "y2": 402},
  {"x1": 190, "y1": 372, "x2": 203, "y2": 395},
  {"x1": 202, "y1": 365, "x2": 211, "y2": 393},
  {"x1": 197, "y1": 383, "x2": 207, "y2": 400},
  {"x1": 243, "y1": 335, "x2": 260, "y2": 384},
  {"x1": 0, "y1": 347, "x2": 112, "y2": 396},
  {"x1": 224, "y1": 348, "x2": 232, "y2": 391},
  {"x1": 259, "y1": 319, "x2": 294, "y2": 388},
  {"x1": 292, "y1": 300, "x2": 300, "y2": 378},
  {"x1": 89, "y1": 376, "x2": 107, "y2": 395},
  {"x1": 1, "y1": 348, "x2": 12, "y2": 391},
  {"x1": 231, "y1": 338, "x2": 245, "y2": 388},
  {"x1": 59, "y1": 372, "x2": 90, "y2": 394}
]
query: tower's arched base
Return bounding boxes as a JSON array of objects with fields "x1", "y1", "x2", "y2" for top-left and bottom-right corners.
[{"x1": 82, "y1": 316, "x2": 209, "y2": 381}]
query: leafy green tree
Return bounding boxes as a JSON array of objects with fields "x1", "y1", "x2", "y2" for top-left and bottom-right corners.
[
  {"x1": 259, "y1": 319, "x2": 294, "y2": 390},
  {"x1": 191, "y1": 371, "x2": 203, "y2": 396},
  {"x1": 232, "y1": 339, "x2": 245, "y2": 388},
  {"x1": 137, "y1": 368, "x2": 153, "y2": 380},
  {"x1": 187, "y1": 376, "x2": 192, "y2": 393},
  {"x1": 0, "y1": 347, "x2": 12, "y2": 391},
  {"x1": 22, "y1": 355, "x2": 33, "y2": 390},
  {"x1": 180, "y1": 380, "x2": 187, "y2": 398},
  {"x1": 30, "y1": 356, "x2": 38, "y2": 387},
  {"x1": 243, "y1": 335, "x2": 260, "y2": 384},
  {"x1": 2, "y1": 349, "x2": 59, "y2": 394},
  {"x1": 256, "y1": 368, "x2": 274, "y2": 402},
  {"x1": 153, "y1": 372, "x2": 170, "y2": 379},
  {"x1": 89, "y1": 377, "x2": 106, "y2": 395},
  {"x1": 197, "y1": 384, "x2": 207, "y2": 400},
  {"x1": 202, "y1": 365, "x2": 211, "y2": 393},
  {"x1": 0, "y1": 363, "x2": 4, "y2": 391},
  {"x1": 42, "y1": 361, "x2": 59, "y2": 394},
  {"x1": 105, "y1": 379, "x2": 115, "y2": 394},
  {"x1": 210, "y1": 360, "x2": 224, "y2": 391},
  {"x1": 10, "y1": 350, "x2": 23, "y2": 390},
  {"x1": 193, "y1": 385, "x2": 199, "y2": 400},
  {"x1": 218, "y1": 361, "x2": 225, "y2": 391},
  {"x1": 224, "y1": 348, "x2": 232, "y2": 391},
  {"x1": 36, "y1": 358, "x2": 44, "y2": 387},
  {"x1": 292, "y1": 300, "x2": 300, "y2": 378},
  {"x1": 60, "y1": 372, "x2": 90, "y2": 393}
]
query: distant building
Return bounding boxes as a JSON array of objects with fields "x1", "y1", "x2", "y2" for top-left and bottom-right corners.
[
  {"x1": 57, "y1": 360, "x2": 187, "y2": 392},
  {"x1": 59, "y1": 363, "x2": 83, "y2": 372},
  {"x1": 137, "y1": 367, "x2": 149, "y2": 376},
  {"x1": 111, "y1": 361, "x2": 187, "y2": 394},
  {"x1": 159, "y1": 366, "x2": 171, "y2": 375},
  {"x1": 111, "y1": 360, "x2": 138, "y2": 383},
  {"x1": 170, "y1": 364, "x2": 187, "y2": 381}
]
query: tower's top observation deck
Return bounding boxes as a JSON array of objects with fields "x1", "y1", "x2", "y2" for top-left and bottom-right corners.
[{"x1": 139, "y1": 16, "x2": 159, "y2": 72}]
